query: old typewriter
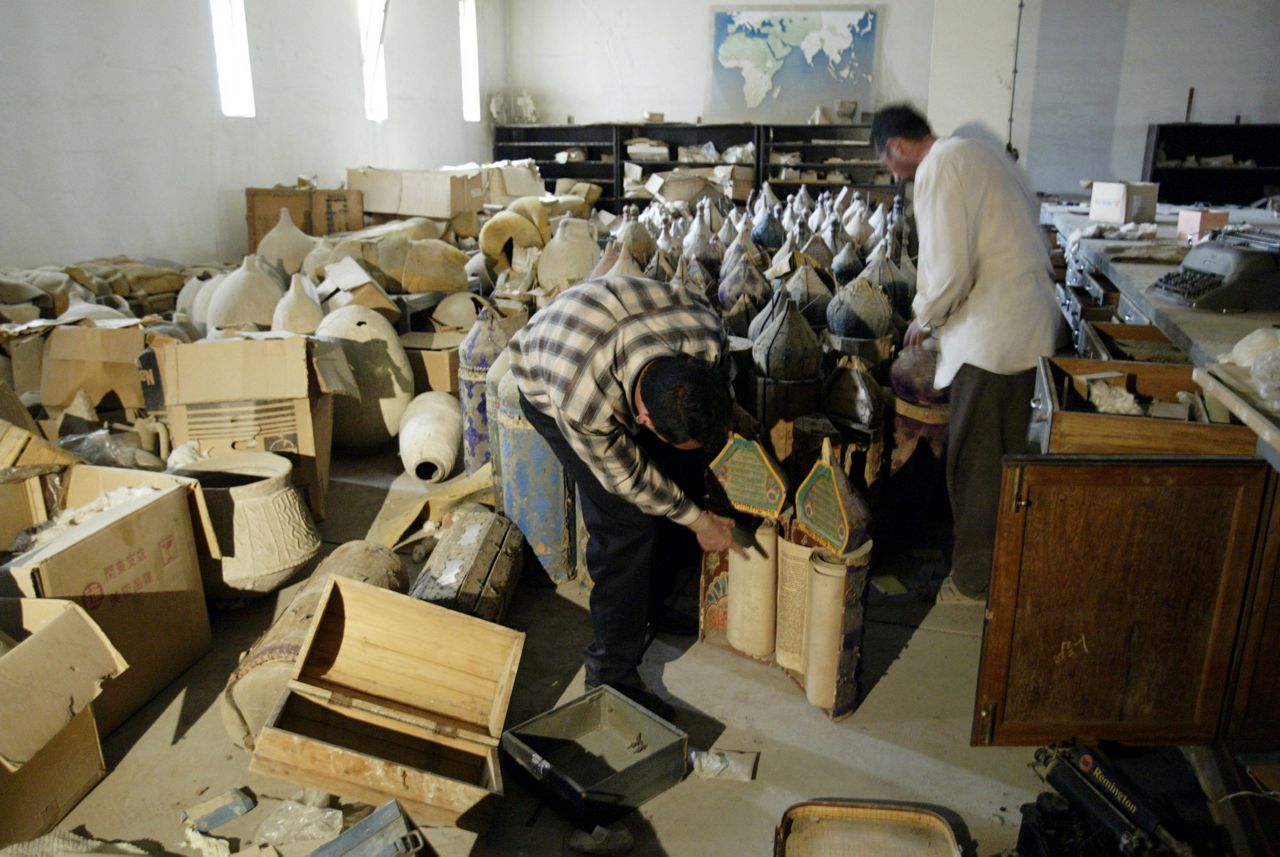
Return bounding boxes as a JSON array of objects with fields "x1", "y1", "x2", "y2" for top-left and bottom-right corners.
[{"x1": 1150, "y1": 230, "x2": 1280, "y2": 311}]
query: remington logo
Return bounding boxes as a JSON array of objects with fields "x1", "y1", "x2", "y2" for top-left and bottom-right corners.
[{"x1": 1090, "y1": 766, "x2": 1137, "y2": 815}]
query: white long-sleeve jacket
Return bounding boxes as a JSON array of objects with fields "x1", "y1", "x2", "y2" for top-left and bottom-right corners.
[{"x1": 912, "y1": 136, "x2": 1061, "y2": 388}]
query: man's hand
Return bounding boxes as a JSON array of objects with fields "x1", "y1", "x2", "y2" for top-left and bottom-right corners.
[
  {"x1": 689, "y1": 510, "x2": 749, "y2": 558},
  {"x1": 904, "y1": 318, "x2": 931, "y2": 349}
]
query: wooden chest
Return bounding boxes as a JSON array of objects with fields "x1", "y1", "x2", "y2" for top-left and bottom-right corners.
[
  {"x1": 409, "y1": 511, "x2": 524, "y2": 622},
  {"x1": 250, "y1": 577, "x2": 524, "y2": 830},
  {"x1": 1028, "y1": 356, "x2": 1255, "y2": 456}
]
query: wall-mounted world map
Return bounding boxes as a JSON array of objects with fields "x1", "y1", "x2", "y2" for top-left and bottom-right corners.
[{"x1": 707, "y1": 9, "x2": 877, "y2": 123}]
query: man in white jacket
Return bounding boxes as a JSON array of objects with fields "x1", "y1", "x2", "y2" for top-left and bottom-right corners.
[{"x1": 872, "y1": 104, "x2": 1061, "y2": 605}]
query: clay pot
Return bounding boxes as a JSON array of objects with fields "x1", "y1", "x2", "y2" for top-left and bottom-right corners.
[
  {"x1": 589, "y1": 238, "x2": 620, "y2": 280},
  {"x1": 891, "y1": 347, "x2": 948, "y2": 405},
  {"x1": 755, "y1": 182, "x2": 780, "y2": 217},
  {"x1": 752, "y1": 297, "x2": 822, "y2": 380},
  {"x1": 722, "y1": 294, "x2": 757, "y2": 339},
  {"x1": 827, "y1": 277, "x2": 894, "y2": 339},
  {"x1": 257, "y1": 208, "x2": 316, "y2": 276},
  {"x1": 175, "y1": 453, "x2": 320, "y2": 597},
  {"x1": 832, "y1": 242, "x2": 864, "y2": 285},
  {"x1": 605, "y1": 247, "x2": 645, "y2": 278},
  {"x1": 402, "y1": 239, "x2": 469, "y2": 294},
  {"x1": 618, "y1": 207, "x2": 656, "y2": 269},
  {"x1": 398, "y1": 392, "x2": 463, "y2": 483},
  {"x1": 747, "y1": 290, "x2": 785, "y2": 342},
  {"x1": 175, "y1": 275, "x2": 210, "y2": 317},
  {"x1": 538, "y1": 218, "x2": 600, "y2": 294},
  {"x1": 718, "y1": 258, "x2": 771, "y2": 310},
  {"x1": 784, "y1": 265, "x2": 834, "y2": 330},
  {"x1": 205, "y1": 255, "x2": 284, "y2": 331},
  {"x1": 459, "y1": 309, "x2": 511, "y2": 474},
  {"x1": 751, "y1": 205, "x2": 786, "y2": 252},
  {"x1": 271, "y1": 274, "x2": 324, "y2": 335},
  {"x1": 191, "y1": 272, "x2": 226, "y2": 331},
  {"x1": 316, "y1": 306, "x2": 415, "y2": 450},
  {"x1": 800, "y1": 234, "x2": 834, "y2": 271},
  {"x1": 716, "y1": 213, "x2": 737, "y2": 246}
]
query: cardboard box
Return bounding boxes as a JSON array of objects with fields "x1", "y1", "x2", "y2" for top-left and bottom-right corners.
[
  {"x1": 0, "y1": 465, "x2": 209, "y2": 736},
  {"x1": 40, "y1": 321, "x2": 146, "y2": 411},
  {"x1": 140, "y1": 335, "x2": 358, "y2": 518},
  {"x1": 2, "y1": 324, "x2": 53, "y2": 396},
  {"x1": 347, "y1": 167, "x2": 485, "y2": 219},
  {"x1": 1176, "y1": 208, "x2": 1230, "y2": 241},
  {"x1": 480, "y1": 160, "x2": 545, "y2": 205},
  {"x1": 246, "y1": 188, "x2": 364, "y2": 253},
  {"x1": 0, "y1": 598, "x2": 128, "y2": 845},
  {"x1": 1088, "y1": 181, "x2": 1159, "y2": 224},
  {"x1": 400, "y1": 331, "x2": 464, "y2": 395},
  {"x1": 251, "y1": 578, "x2": 525, "y2": 830}
]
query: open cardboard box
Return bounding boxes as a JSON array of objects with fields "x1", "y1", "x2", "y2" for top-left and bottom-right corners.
[
  {"x1": 399, "y1": 331, "x2": 465, "y2": 395},
  {"x1": 0, "y1": 598, "x2": 128, "y2": 845},
  {"x1": 0, "y1": 447, "x2": 218, "y2": 735},
  {"x1": 347, "y1": 167, "x2": 485, "y2": 219},
  {"x1": 40, "y1": 320, "x2": 148, "y2": 412},
  {"x1": 250, "y1": 577, "x2": 525, "y2": 830},
  {"x1": 139, "y1": 333, "x2": 359, "y2": 518}
]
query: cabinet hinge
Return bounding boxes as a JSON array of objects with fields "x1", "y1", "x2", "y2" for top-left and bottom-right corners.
[
  {"x1": 979, "y1": 702, "x2": 997, "y2": 745},
  {"x1": 1008, "y1": 467, "x2": 1030, "y2": 514}
]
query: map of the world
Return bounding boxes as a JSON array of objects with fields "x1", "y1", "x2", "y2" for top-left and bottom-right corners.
[{"x1": 707, "y1": 9, "x2": 877, "y2": 123}]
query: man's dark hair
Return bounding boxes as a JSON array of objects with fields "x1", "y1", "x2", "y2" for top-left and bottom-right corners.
[
  {"x1": 871, "y1": 104, "x2": 933, "y2": 154},
  {"x1": 640, "y1": 355, "x2": 731, "y2": 452}
]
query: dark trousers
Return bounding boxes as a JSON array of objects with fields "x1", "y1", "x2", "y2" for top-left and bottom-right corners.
[
  {"x1": 946, "y1": 363, "x2": 1036, "y2": 597},
  {"x1": 519, "y1": 394, "x2": 704, "y2": 686}
]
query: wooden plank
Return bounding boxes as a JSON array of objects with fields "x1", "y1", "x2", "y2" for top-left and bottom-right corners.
[{"x1": 1196, "y1": 365, "x2": 1280, "y2": 453}]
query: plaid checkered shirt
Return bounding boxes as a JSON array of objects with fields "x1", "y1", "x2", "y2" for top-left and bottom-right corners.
[{"x1": 509, "y1": 275, "x2": 727, "y2": 526}]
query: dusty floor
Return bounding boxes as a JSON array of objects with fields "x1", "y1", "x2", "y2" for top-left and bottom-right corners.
[{"x1": 54, "y1": 454, "x2": 1043, "y2": 856}]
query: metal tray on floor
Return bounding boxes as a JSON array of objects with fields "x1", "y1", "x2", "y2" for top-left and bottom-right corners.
[
  {"x1": 774, "y1": 800, "x2": 962, "y2": 856},
  {"x1": 501, "y1": 686, "x2": 687, "y2": 824}
]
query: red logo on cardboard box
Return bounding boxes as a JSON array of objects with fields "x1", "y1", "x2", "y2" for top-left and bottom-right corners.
[
  {"x1": 159, "y1": 534, "x2": 177, "y2": 566},
  {"x1": 82, "y1": 581, "x2": 105, "y2": 611}
]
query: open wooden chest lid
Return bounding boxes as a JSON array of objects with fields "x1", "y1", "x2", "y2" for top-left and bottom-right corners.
[{"x1": 288, "y1": 577, "x2": 525, "y2": 746}]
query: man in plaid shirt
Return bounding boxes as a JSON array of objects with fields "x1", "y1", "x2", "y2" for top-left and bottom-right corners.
[{"x1": 510, "y1": 275, "x2": 743, "y2": 716}]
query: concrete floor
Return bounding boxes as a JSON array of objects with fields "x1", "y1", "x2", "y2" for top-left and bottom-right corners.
[{"x1": 55, "y1": 454, "x2": 1042, "y2": 856}]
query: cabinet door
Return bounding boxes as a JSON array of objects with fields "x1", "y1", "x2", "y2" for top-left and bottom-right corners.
[
  {"x1": 1228, "y1": 472, "x2": 1280, "y2": 740},
  {"x1": 973, "y1": 456, "x2": 1267, "y2": 746}
]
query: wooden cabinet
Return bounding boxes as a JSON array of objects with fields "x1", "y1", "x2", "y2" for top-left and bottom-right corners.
[
  {"x1": 974, "y1": 456, "x2": 1270, "y2": 747},
  {"x1": 1143, "y1": 123, "x2": 1280, "y2": 206}
]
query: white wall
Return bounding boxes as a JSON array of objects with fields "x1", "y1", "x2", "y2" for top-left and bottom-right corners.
[
  {"x1": 504, "y1": 0, "x2": 935, "y2": 124},
  {"x1": 0, "y1": 0, "x2": 506, "y2": 267},
  {"x1": 1012, "y1": 0, "x2": 1280, "y2": 196},
  {"x1": 926, "y1": 0, "x2": 1020, "y2": 139}
]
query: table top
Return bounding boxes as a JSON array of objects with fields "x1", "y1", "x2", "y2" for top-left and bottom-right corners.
[{"x1": 1042, "y1": 201, "x2": 1280, "y2": 459}]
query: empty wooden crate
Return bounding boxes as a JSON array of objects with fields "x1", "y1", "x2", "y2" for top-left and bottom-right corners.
[{"x1": 250, "y1": 577, "x2": 524, "y2": 829}]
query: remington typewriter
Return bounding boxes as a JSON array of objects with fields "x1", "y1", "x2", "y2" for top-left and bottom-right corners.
[{"x1": 1150, "y1": 230, "x2": 1280, "y2": 311}]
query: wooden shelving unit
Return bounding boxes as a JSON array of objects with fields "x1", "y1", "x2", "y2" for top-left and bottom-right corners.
[
  {"x1": 760, "y1": 123, "x2": 896, "y2": 206},
  {"x1": 1142, "y1": 123, "x2": 1280, "y2": 206},
  {"x1": 493, "y1": 121, "x2": 899, "y2": 212},
  {"x1": 492, "y1": 124, "x2": 620, "y2": 211}
]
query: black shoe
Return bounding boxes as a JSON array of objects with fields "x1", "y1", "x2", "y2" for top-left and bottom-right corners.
[
  {"x1": 585, "y1": 678, "x2": 675, "y2": 721},
  {"x1": 651, "y1": 605, "x2": 699, "y2": 637}
]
